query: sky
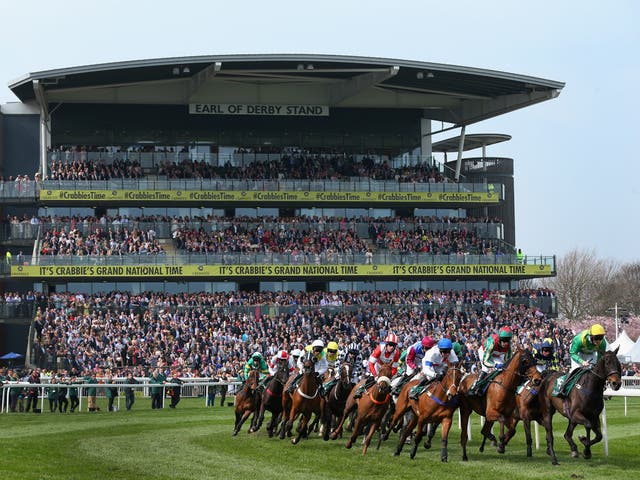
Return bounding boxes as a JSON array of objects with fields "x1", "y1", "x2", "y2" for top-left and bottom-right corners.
[{"x1": 1, "y1": 0, "x2": 638, "y2": 264}]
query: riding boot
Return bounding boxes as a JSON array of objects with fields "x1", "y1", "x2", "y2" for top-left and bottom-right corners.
[
  {"x1": 470, "y1": 371, "x2": 488, "y2": 396},
  {"x1": 354, "y1": 376, "x2": 375, "y2": 399},
  {"x1": 409, "y1": 377, "x2": 428, "y2": 400},
  {"x1": 287, "y1": 373, "x2": 302, "y2": 393}
]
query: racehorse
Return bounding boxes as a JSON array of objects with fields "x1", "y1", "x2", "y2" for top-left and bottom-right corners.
[
  {"x1": 458, "y1": 348, "x2": 542, "y2": 460},
  {"x1": 249, "y1": 363, "x2": 290, "y2": 437},
  {"x1": 279, "y1": 352, "x2": 323, "y2": 444},
  {"x1": 321, "y1": 362, "x2": 353, "y2": 441},
  {"x1": 391, "y1": 366, "x2": 463, "y2": 461},
  {"x1": 232, "y1": 368, "x2": 262, "y2": 436},
  {"x1": 330, "y1": 364, "x2": 394, "y2": 442},
  {"x1": 345, "y1": 372, "x2": 392, "y2": 455},
  {"x1": 539, "y1": 348, "x2": 621, "y2": 465}
]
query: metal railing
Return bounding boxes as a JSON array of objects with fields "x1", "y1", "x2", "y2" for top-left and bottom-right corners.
[
  {"x1": 21, "y1": 252, "x2": 551, "y2": 267},
  {"x1": 10, "y1": 220, "x2": 503, "y2": 241}
]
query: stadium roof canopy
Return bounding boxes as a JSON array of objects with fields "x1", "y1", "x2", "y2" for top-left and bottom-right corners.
[
  {"x1": 432, "y1": 133, "x2": 512, "y2": 152},
  {"x1": 8, "y1": 54, "x2": 564, "y2": 126}
]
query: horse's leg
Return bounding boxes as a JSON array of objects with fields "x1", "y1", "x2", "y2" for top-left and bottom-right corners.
[
  {"x1": 292, "y1": 412, "x2": 308, "y2": 445},
  {"x1": 522, "y1": 418, "x2": 533, "y2": 457},
  {"x1": 541, "y1": 408, "x2": 558, "y2": 465},
  {"x1": 440, "y1": 416, "x2": 453, "y2": 462},
  {"x1": 563, "y1": 420, "x2": 580, "y2": 459},
  {"x1": 250, "y1": 403, "x2": 265, "y2": 433},
  {"x1": 460, "y1": 405, "x2": 471, "y2": 461},
  {"x1": 345, "y1": 414, "x2": 364, "y2": 449},
  {"x1": 362, "y1": 418, "x2": 380, "y2": 455},
  {"x1": 410, "y1": 416, "x2": 427, "y2": 460},
  {"x1": 377, "y1": 405, "x2": 393, "y2": 447},
  {"x1": 331, "y1": 401, "x2": 356, "y2": 440},
  {"x1": 234, "y1": 409, "x2": 252, "y2": 436},
  {"x1": 394, "y1": 411, "x2": 418, "y2": 456},
  {"x1": 479, "y1": 420, "x2": 494, "y2": 452},
  {"x1": 496, "y1": 417, "x2": 507, "y2": 454},
  {"x1": 424, "y1": 421, "x2": 439, "y2": 450}
]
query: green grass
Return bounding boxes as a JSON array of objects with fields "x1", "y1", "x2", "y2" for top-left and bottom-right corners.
[{"x1": 2, "y1": 397, "x2": 640, "y2": 480}]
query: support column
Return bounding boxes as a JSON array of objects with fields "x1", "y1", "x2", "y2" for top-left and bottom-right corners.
[
  {"x1": 33, "y1": 80, "x2": 51, "y2": 178},
  {"x1": 454, "y1": 125, "x2": 466, "y2": 181},
  {"x1": 420, "y1": 117, "x2": 432, "y2": 164}
]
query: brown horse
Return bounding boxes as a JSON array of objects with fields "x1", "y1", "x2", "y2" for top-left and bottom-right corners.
[
  {"x1": 321, "y1": 362, "x2": 354, "y2": 441},
  {"x1": 391, "y1": 366, "x2": 463, "y2": 461},
  {"x1": 232, "y1": 368, "x2": 262, "y2": 436},
  {"x1": 539, "y1": 348, "x2": 621, "y2": 465},
  {"x1": 249, "y1": 363, "x2": 290, "y2": 437},
  {"x1": 279, "y1": 352, "x2": 323, "y2": 444},
  {"x1": 330, "y1": 364, "x2": 393, "y2": 441},
  {"x1": 345, "y1": 373, "x2": 392, "y2": 454},
  {"x1": 458, "y1": 348, "x2": 542, "y2": 460}
]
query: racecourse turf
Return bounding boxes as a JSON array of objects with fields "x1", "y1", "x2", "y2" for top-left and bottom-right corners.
[{"x1": 1, "y1": 396, "x2": 639, "y2": 480}]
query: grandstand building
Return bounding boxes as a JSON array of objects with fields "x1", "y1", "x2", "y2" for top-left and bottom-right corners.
[{"x1": 0, "y1": 55, "x2": 563, "y2": 355}]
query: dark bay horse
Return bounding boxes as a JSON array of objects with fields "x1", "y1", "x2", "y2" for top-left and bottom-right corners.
[
  {"x1": 392, "y1": 366, "x2": 463, "y2": 461},
  {"x1": 458, "y1": 348, "x2": 542, "y2": 460},
  {"x1": 321, "y1": 362, "x2": 354, "y2": 441},
  {"x1": 279, "y1": 353, "x2": 323, "y2": 444},
  {"x1": 232, "y1": 368, "x2": 262, "y2": 436},
  {"x1": 249, "y1": 363, "x2": 290, "y2": 437},
  {"x1": 345, "y1": 372, "x2": 392, "y2": 455},
  {"x1": 539, "y1": 348, "x2": 621, "y2": 465}
]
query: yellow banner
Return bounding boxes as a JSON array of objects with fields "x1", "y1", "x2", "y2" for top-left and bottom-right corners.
[
  {"x1": 39, "y1": 190, "x2": 499, "y2": 204},
  {"x1": 11, "y1": 264, "x2": 551, "y2": 278}
]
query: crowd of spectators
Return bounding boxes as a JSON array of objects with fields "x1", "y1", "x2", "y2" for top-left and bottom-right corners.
[
  {"x1": 29, "y1": 288, "x2": 563, "y2": 381},
  {"x1": 47, "y1": 159, "x2": 143, "y2": 181},
  {"x1": 157, "y1": 155, "x2": 446, "y2": 182},
  {"x1": 173, "y1": 225, "x2": 370, "y2": 256},
  {"x1": 39, "y1": 227, "x2": 164, "y2": 256}
]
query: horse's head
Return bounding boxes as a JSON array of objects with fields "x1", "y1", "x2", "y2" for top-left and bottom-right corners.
[
  {"x1": 302, "y1": 352, "x2": 315, "y2": 375},
  {"x1": 274, "y1": 363, "x2": 290, "y2": 385},
  {"x1": 339, "y1": 363, "x2": 351, "y2": 385},
  {"x1": 246, "y1": 368, "x2": 260, "y2": 391},
  {"x1": 378, "y1": 364, "x2": 393, "y2": 380},
  {"x1": 442, "y1": 366, "x2": 464, "y2": 400},
  {"x1": 599, "y1": 348, "x2": 622, "y2": 390},
  {"x1": 375, "y1": 374, "x2": 392, "y2": 396},
  {"x1": 518, "y1": 348, "x2": 543, "y2": 387}
]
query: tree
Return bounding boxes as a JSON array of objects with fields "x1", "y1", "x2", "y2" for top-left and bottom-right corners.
[{"x1": 541, "y1": 248, "x2": 618, "y2": 320}]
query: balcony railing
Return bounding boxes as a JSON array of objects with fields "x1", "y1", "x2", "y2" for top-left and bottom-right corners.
[{"x1": 9, "y1": 252, "x2": 555, "y2": 268}]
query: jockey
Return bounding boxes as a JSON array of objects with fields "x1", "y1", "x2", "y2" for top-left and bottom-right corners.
[
  {"x1": 409, "y1": 338, "x2": 458, "y2": 399},
  {"x1": 569, "y1": 324, "x2": 607, "y2": 372},
  {"x1": 532, "y1": 338, "x2": 561, "y2": 374},
  {"x1": 558, "y1": 324, "x2": 607, "y2": 399},
  {"x1": 368, "y1": 333, "x2": 400, "y2": 378},
  {"x1": 268, "y1": 350, "x2": 292, "y2": 375},
  {"x1": 243, "y1": 352, "x2": 268, "y2": 381},
  {"x1": 324, "y1": 341, "x2": 341, "y2": 371},
  {"x1": 391, "y1": 336, "x2": 434, "y2": 395},
  {"x1": 356, "y1": 333, "x2": 400, "y2": 397},
  {"x1": 343, "y1": 342, "x2": 364, "y2": 384},
  {"x1": 469, "y1": 327, "x2": 513, "y2": 395},
  {"x1": 289, "y1": 348, "x2": 303, "y2": 372},
  {"x1": 287, "y1": 339, "x2": 328, "y2": 393}
]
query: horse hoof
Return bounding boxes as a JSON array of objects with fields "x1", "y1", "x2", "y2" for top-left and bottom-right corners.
[
  {"x1": 571, "y1": 451, "x2": 579, "y2": 458},
  {"x1": 424, "y1": 442, "x2": 431, "y2": 450},
  {"x1": 394, "y1": 451, "x2": 401, "y2": 457},
  {"x1": 497, "y1": 446, "x2": 505, "y2": 454},
  {"x1": 441, "y1": 457, "x2": 448, "y2": 463},
  {"x1": 232, "y1": 431, "x2": 238, "y2": 437},
  {"x1": 291, "y1": 438, "x2": 298, "y2": 445},
  {"x1": 479, "y1": 446, "x2": 485, "y2": 453},
  {"x1": 345, "y1": 442, "x2": 352, "y2": 449},
  {"x1": 583, "y1": 451, "x2": 592, "y2": 460},
  {"x1": 462, "y1": 455, "x2": 468, "y2": 462}
]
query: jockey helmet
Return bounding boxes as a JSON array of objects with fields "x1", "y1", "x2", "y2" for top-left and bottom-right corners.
[
  {"x1": 589, "y1": 324, "x2": 606, "y2": 337},
  {"x1": 384, "y1": 333, "x2": 398, "y2": 345},
  {"x1": 252, "y1": 352, "x2": 263, "y2": 359},
  {"x1": 498, "y1": 327, "x2": 513, "y2": 340},
  {"x1": 327, "y1": 341, "x2": 339, "y2": 353},
  {"x1": 438, "y1": 338, "x2": 453, "y2": 351},
  {"x1": 421, "y1": 336, "x2": 435, "y2": 348},
  {"x1": 541, "y1": 338, "x2": 554, "y2": 350},
  {"x1": 311, "y1": 339, "x2": 325, "y2": 350},
  {"x1": 276, "y1": 350, "x2": 289, "y2": 360},
  {"x1": 291, "y1": 348, "x2": 303, "y2": 358}
]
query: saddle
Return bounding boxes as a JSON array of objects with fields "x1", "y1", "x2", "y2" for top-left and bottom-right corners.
[
  {"x1": 553, "y1": 368, "x2": 588, "y2": 398},
  {"x1": 468, "y1": 370, "x2": 501, "y2": 396}
]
